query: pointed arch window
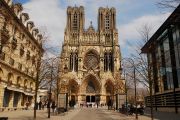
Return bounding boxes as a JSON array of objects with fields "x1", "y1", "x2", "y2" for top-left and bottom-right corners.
[
  {"x1": 104, "y1": 52, "x2": 108, "y2": 71},
  {"x1": 104, "y1": 52, "x2": 114, "y2": 72},
  {"x1": 70, "y1": 53, "x2": 73, "y2": 71},
  {"x1": 105, "y1": 14, "x2": 110, "y2": 30},
  {"x1": 69, "y1": 52, "x2": 78, "y2": 72},
  {"x1": 73, "y1": 13, "x2": 78, "y2": 30},
  {"x1": 105, "y1": 34, "x2": 111, "y2": 44},
  {"x1": 86, "y1": 80, "x2": 96, "y2": 93}
]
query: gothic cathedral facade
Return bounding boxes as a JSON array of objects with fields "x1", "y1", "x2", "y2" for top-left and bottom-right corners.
[{"x1": 59, "y1": 6, "x2": 124, "y2": 105}]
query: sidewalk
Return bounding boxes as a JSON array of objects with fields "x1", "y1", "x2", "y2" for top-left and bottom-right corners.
[
  {"x1": 139, "y1": 109, "x2": 180, "y2": 120},
  {"x1": 108, "y1": 108, "x2": 180, "y2": 120},
  {"x1": 0, "y1": 108, "x2": 80, "y2": 120},
  {"x1": 97, "y1": 107, "x2": 180, "y2": 120},
  {"x1": 0, "y1": 107, "x2": 179, "y2": 120}
]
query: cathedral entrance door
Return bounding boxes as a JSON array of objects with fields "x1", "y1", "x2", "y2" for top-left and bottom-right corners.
[
  {"x1": 91, "y1": 96, "x2": 95, "y2": 102},
  {"x1": 86, "y1": 96, "x2": 90, "y2": 102},
  {"x1": 86, "y1": 95, "x2": 95, "y2": 102}
]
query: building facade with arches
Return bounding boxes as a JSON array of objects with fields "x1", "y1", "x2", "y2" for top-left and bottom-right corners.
[
  {"x1": 59, "y1": 6, "x2": 125, "y2": 107},
  {"x1": 0, "y1": 0, "x2": 43, "y2": 111}
]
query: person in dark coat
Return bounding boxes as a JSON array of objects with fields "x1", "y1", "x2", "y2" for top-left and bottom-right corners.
[
  {"x1": 51, "y1": 101, "x2": 56, "y2": 113},
  {"x1": 47, "y1": 101, "x2": 50, "y2": 109},
  {"x1": 108, "y1": 99, "x2": 111, "y2": 110},
  {"x1": 35, "y1": 102, "x2": 39, "y2": 110},
  {"x1": 39, "y1": 101, "x2": 42, "y2": 110}
]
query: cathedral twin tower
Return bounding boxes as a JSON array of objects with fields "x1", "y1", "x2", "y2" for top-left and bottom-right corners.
[{"x1": 59, "y1": 6, "x2": 124, "y2": 106}]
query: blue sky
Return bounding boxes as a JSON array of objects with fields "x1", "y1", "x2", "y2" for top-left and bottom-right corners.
[{"x1": 14, "y1": 0, "x2": 171, "y2": 57}]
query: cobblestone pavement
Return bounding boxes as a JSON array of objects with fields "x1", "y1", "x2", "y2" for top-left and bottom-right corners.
[{"x1": 0, "y1": 107, "x2": 180, "y2": 120}]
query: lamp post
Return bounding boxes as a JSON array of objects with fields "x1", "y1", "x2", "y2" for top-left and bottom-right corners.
[
  {"x1": 48, "y1": 59, "x2": 53, "y2": 118},
  {"x1": 133, "y1": 64, "x2": 138, "y2": 120},
  {"x1": 124, "y1": 71, "x2": 128, "y2": 116}
]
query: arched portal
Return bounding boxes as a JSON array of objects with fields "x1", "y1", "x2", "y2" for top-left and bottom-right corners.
[
  {"x1": 68, "y1": 79, "x2": 79, "y2": 107},
  {"x1": 105, "y1": 80, "x2": 114, "y2": 104},
  {"x1": 81, "y1": 74, "x2": 101, "y2": 103}
]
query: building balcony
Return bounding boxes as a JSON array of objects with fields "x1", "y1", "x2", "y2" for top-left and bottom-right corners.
[
  {"x1": 16, "y1": 83, "x2": 21, "y2": 88},
  {"x1": 0, "y1": 52, "x2": 5, "y2": 60},
  {"x1": 0, "y1": 28, "x2": 9, "y2": 43},
  {"x1": 7, "y1": 80, "x2": 12, "y2": 86}
]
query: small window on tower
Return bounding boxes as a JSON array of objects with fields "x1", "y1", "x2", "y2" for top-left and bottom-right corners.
[
  {"x1": 105, "y1": 15, "x2": 110, "y2": 30},
  {"x1": 73, "y1": 13, "x2": 78, "y2": 30}
]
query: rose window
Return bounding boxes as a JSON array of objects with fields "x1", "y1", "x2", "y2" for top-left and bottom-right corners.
[{"x1": 84, "y1": 51, "x2": 99, "y2": 69}]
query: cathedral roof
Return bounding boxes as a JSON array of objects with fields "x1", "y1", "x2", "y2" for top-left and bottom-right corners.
[{"x1": 87, "y1": 21, "x2": 95, "y2": 33}]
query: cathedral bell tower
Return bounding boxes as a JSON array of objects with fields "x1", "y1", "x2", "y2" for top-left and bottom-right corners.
[
  {"x1": 98, "y1": 7, "x2": 116, "y2": 31},
  {"x1": 66, "y1": 6, "x2": 85, "y2": 33}
]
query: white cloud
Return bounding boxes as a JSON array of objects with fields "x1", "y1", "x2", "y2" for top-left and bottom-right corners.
[
  {"x1": 23, "y1": 0, "x2": 66, "y2": 53},
  {"x1": 118, "y1": 12, "x2": 170, "y2": 56},
  {"x1": 22, "y1": 0, "x2": 171, "y2": 58}
]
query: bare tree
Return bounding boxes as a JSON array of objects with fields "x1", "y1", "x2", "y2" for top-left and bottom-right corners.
[
  {"x1": 33, "y1": 56, "x2": 60, "y2": 118},
  {"x1": 33, "y1": 28, "x2": 60, "y2": 118},
  {"x1": 135, "y1": 23, "x2": 154, "y2": 120},
  {"x1": 125, "y1": 23, "x2": 154, "y2": 119},
  {"x1": 157, "y1": 0, "x2": 180, "y2": 9}
]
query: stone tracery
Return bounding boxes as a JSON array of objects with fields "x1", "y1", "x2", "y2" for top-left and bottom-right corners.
[{"x1": 59, "y1": 6, "x2": 125, "y2": 106}]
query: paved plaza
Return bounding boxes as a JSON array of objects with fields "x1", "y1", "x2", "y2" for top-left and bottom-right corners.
[{"x1": 0, "y1": 107, "x2": 180, "y2": 120}]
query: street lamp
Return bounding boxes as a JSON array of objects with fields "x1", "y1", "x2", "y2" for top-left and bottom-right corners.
[{"x1": 48, "y1": 59, "x2": 54, "y2": 118}]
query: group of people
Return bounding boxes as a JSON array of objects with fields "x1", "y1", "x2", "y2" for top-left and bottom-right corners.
[
  {"x1": 107, "y1": 99, "x2": 113, "y2": 110},
  {"x1": 120, "y1": 103, "x2": 145, "y2": 115},
  {"x1": 35, "y1": 100, "x2": 56, "y2": 112}
]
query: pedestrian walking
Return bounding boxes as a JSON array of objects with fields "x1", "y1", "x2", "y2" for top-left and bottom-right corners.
[
  {"x1": 51, "y1": 101, "x2": 56, "y2": 113},
  {"x1": 42, "y1": 102, "x2": 45, "y2": 110},
  {"x1": 108, "y1": 99, "x2": 111, "y2": 110},
  {"x1": 25, "y1": 101, "x2": 29, "y2": 110},
  {"x1": 39, "y1": 101, "x2": 42, "y2": 110},
  {"x1": 35, "y1": 102, "x2": 39, "y2": 110}
]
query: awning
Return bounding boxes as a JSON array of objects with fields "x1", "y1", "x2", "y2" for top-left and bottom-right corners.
[
  {"x1": 24, "y1": 92, "x2": 34, "y2": 96},
  {"x1": 6, "y1": 86, "x2": 34, "y2": 96},
  {"x1": 6, "y1": 86, "x2": 24, "y2": 93}
]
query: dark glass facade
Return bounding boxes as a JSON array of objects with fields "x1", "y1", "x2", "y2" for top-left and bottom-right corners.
[{"x1": 141, "y1": 5, "x2": 180, "y2": 112}]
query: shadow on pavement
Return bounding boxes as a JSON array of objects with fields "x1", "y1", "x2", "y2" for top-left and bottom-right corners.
[{"x1": 143, "y1": 109, "x2": 180, "y2": 120}]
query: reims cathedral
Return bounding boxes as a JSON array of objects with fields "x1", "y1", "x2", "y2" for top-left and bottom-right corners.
[{"x1": 59, "y1": 6, "x2": 125, "y2": 106}]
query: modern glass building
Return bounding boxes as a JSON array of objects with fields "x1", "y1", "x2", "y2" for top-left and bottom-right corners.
[{"x1": 141, "y1": 5, "x2": 180, "y2": 113}]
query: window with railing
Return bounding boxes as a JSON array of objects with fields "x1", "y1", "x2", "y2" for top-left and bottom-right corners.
[
  {"x1": 11, "y1": 38, "x2": 17, "y2": 49},
  {"x1": 21, "y1": 33, "x2": 25, "y2": 40},
  {"x1": 20, "y1": 45, "x2": 24, "y2": 56},
  {"x1": 25, "y1": 67, "x2": 28, "y2": 74},
  {"x1": 26, "y1": 50, "x2": 30, "y2": 60},
  {"x1": 30, "y1": 71, "x2": 34, "y2": 76},
  {"x1": 0, "y1": 52, "x2": 5, "y2": 60},
  {"x1": 9, "y1": 58, "x2": 14, "y2": 66},
  {"x1": 18, "y1": 63, "x2": 22, "y2": 70},
  {"x1": 31, "y1": 55, "x2": 35, "y2": 64}
]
